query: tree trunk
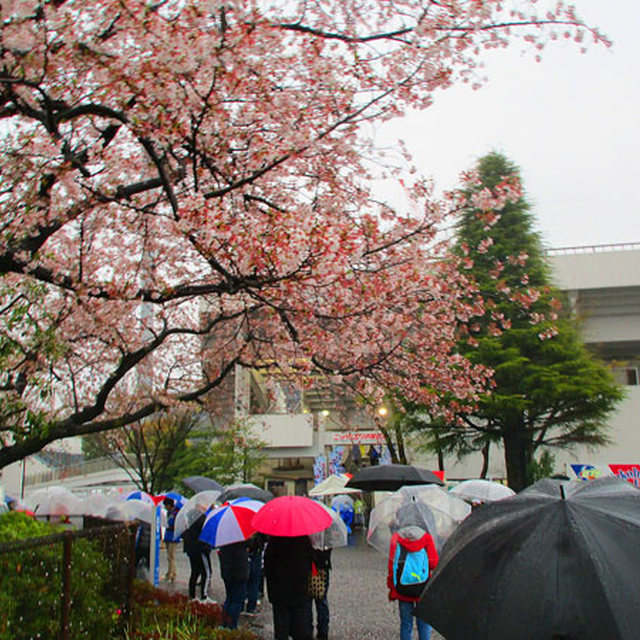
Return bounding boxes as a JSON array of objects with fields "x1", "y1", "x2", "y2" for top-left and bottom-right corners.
[
  {"x1": 377, "y1": 422, "x2": 399, "y2": 463},
  {"x1": 394, "y1": 422, "x2": 408, "y2": 465},
  {"x1": 502, "y1": 420, "x2": 530, "y2": 491},
  {"x1": 479, "y1": 441, "x2": 490, "y2": 479}
]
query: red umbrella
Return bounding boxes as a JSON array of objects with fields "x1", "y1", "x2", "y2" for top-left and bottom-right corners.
[{"x1": 252, "y1": 495, "x2": 333, "y2": 537}]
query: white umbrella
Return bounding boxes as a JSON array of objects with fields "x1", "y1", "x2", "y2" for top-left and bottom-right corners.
[
  {"x1": 26, "y1": 485, "x2": 84, "y2": 516},
  {"x1": 174, "y1": 490, "x2": 220, "y2": 538},
  {"x1": 367, "y1": 484, "x2": 471, "y2": 555},
  {"x1": 83, "y1": 492, "x2": 118, "y2": 517},
  {"x1": 309, "y1": 474, "x2": 360, "y2": 496},
  {"x1": 309, "y1": 503, "x2": 349, "y2": 549},
  {"x1": 450, "y1": 479, "x2": 515, "y2": 503}
]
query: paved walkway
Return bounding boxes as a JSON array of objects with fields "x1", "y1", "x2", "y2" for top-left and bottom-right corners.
[{"x1": 158, "y1": 530, "x2": 444, "y2": 639}]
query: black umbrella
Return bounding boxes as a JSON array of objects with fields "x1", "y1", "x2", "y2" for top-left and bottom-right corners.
[
  {"x1": 217, "y1": 483, "x2": 274, "y2": 503},
  {"x1": 345, "y1": 464, "x2": 444, "y2": 491},
  {"x1": 416, "y1": 477, "x2": 640, "y2": 640},
  {"x1": 182, "y1": 475, "x2": 224, "y2": 494}
]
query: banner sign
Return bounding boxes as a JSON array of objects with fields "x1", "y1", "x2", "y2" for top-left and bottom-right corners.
[
  {"x1": 313, "y1": 455, "x2": 327, "y2": 485},
  {"x1": 608, "y1": 464, "x2": 640, "y2": 488},
  {"x1": 570, "y1": 464, "x2": 604, "y2": 481},
  {"x1": 330, "y1": 431, "x2": 386, "y2": 444},
  {"x1": 328, "y1": 446, "x2": 345, "y2": 476},
  {"x1": 151, "y1": 504, "x2": 162, "y2": 586}
]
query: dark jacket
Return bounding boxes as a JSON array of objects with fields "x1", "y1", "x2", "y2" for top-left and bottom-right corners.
[
  {"x1": 311, "y1": 547, "x2": 332, "y2": 572},
  {"x1": 218, "y1": 540, "x2": 250, "y2": 583},
  {"x1": 182, "y1": 513, "x2": 208, "y2": 557},
  {"x1": 264, "y1": 535, "x2": 312, "y2": 606}
]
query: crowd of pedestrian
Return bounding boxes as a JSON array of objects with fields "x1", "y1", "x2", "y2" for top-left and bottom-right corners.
[{"x1": 156, "y1": 493, "x2": 432, "y2": 640}]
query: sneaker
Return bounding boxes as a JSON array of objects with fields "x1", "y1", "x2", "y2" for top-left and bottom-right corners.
[
  {"x1": 205, "y1": 597, "x2": 218, "y2": 605},
  {"x1": 244, "y1": 610, "x2": 258, "y2": 617}
]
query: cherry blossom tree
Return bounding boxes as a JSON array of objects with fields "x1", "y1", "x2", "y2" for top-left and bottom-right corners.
[{"x1": 0, "y1": 0, "x2": 606, "y2": 468}]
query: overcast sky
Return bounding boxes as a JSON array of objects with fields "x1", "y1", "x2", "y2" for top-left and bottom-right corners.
[{"x1": 377, "y1": 0, "x2": 640, "y2": 250}]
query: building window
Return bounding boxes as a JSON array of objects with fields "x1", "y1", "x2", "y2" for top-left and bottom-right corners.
[{"x1": 612, "y1": 366, "x2": 639, "y2": 386}]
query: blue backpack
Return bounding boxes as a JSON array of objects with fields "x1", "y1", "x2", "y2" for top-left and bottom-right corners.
[{"x1": 392, "y1": 542, "x2": 430, "y2": 598}]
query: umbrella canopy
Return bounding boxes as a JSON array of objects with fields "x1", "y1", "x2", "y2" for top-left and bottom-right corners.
[
  {"x1": 26, "y1": 486, "x2": 85, "y2": 516},
  {"x1": 309, "y1": 503, "x2": 349, "y2": 549},
  {"x1": 83, "y1": 492, "x2": 117, "y2": 517},
  {"x1": 308, "y1": 474, "x2": 360, "y2": 496},
  {"x1": 174, "y1": 490, "x2": 221, "y2": 538},
  {"x1": 158, "y1": 491, "x2": 186, "y2": 508},
  {"x1": 199, "y1": 498, "x2": 264, "y2": 548},
  {"x1": 120, "y1": 490, "x2": 155, "y2": 504},
  {"x1": 345, "y1": 464, "x2": 444, "y2": 492},
  {"x1": 107, "y1": 498, "x2": 167, "y2": 525},
  {"x1": 182, "y1": 475, "x2": 224, "y2": 494},
  {"x1": 252, "y1": 495, "x2": 333, "y2": 537},
  {"x1": 367, "y1": 484, "x2": 470, "y2": 554},
  {"x1": 330, "y1": 494, "x2": 354, "y2": 509},
  {"x1": 217, "y1": 483, "x2": 274, "y2": 504},
  {"x1": 416, "y1": 477, "x2": 640, "y2": 640},
  {"x1": 450, "y1": 479, "x2": 515, "y2": 503}
]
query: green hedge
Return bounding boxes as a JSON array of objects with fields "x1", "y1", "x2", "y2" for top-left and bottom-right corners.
[{"x1": 0, "y1": 512, "x2": 120, "y2": 639}]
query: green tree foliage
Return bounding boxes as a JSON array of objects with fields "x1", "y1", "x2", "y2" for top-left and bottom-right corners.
[{"x1": 409, "y1": 152, "x2": 623, "y2": 491}]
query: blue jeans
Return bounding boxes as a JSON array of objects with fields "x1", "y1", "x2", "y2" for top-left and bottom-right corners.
[
  {"x1": 246, "y1": 549, "x2": 263, "y2": 612},
  {"x1": 399, "y1": 600, "x2": 431, "y2": 640},
  {"x1": 223, "y1": 579, "x2": 247, "y2": 629}
]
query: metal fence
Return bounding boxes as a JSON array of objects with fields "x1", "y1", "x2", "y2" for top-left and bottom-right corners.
[{"x1": 0, "y1": 519, "x2": 136, "y2": 640}]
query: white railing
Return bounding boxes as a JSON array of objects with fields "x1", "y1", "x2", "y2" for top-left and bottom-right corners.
[
  {"x1": 547, "y1": 242, "x2": 640, "y2": 256},
  {"x1": 24, "y1": 456, "x2": 123, "y2": 488}
]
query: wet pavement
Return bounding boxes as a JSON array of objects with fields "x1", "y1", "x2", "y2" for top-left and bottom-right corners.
[{"x1": 158, "y1": 529, "x2": 444, "y2": 639}]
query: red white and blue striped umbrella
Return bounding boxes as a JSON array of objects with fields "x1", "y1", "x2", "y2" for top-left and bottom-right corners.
[
  {"x1": 199, "y1": 498, "x2": 263, "y2": 548},
  {"x1": 158, "y1": 491, "x2": 187, "y2": 508},
  {"x1": 120, "y1": 490, "x2": 155, "y2": 504}
]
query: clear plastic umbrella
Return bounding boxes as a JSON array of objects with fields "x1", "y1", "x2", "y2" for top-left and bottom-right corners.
[
  {"x1": 309, "y1": 503, "x2": 348, "y2": 549},
  {"x1": 367, "y1": 484, "x2": 471, "y2": 554},
  {"x1": 174, "y1": 490, "x2": 221, "y2": 538},
  {"x1": 26, "y1": 485, "x2": 85, "y2": 516},
  {"x1": 83, "y1": 492, "x2": 118, "y2": 517},
  {"x1": 217, "y1": 483, "x2": 274, "y2": 503},
  {"x1": 450, "y1": 479, "x2": 515, "y2": 503},
  {"x1": 106, "y1": 498, "x2": 167, "y2": 525}
]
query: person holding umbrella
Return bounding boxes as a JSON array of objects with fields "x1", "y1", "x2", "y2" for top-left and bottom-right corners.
[
  {"x1": 198, "y1": 498, "x2": 265, "y2": 621},
  {"x1": 182, "y1": 506, "x2": 212, "y2": 602},
  {"x1": 218, "y1": 539, "x2": 250, "y2": 629},
  {"x1": 387, "y1": 524, "x2": 438, "y2": 640},
  {"x1": 253, "y1": 495, "x2": 333, "y2": 640},
  {"x1": 162, "y1": 495, "x2": 183, "y2": 584},
  {"x1": 264, "y1": 535, "x2": 314, "y2": 640}
]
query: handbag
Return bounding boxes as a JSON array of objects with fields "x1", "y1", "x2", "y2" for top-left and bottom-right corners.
[{"x1": 308, "y1": 562, "x2": 328, "y2": 600}]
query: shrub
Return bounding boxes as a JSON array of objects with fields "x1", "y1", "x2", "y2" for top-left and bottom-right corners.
[
  {"x1": 128, "y1": 581, "x2": 259, "y2": 640},
  {"x1": 0, "y1": 512, "x2": 120, "y2": 639}
]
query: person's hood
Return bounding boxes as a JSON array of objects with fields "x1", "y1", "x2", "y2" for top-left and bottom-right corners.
[
  {"x1": 397, "y1": 526, "x2": 432, "y2": 551},
  {"x1": 398, "y1": 525, "x2": 427, "y2": 540}
]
